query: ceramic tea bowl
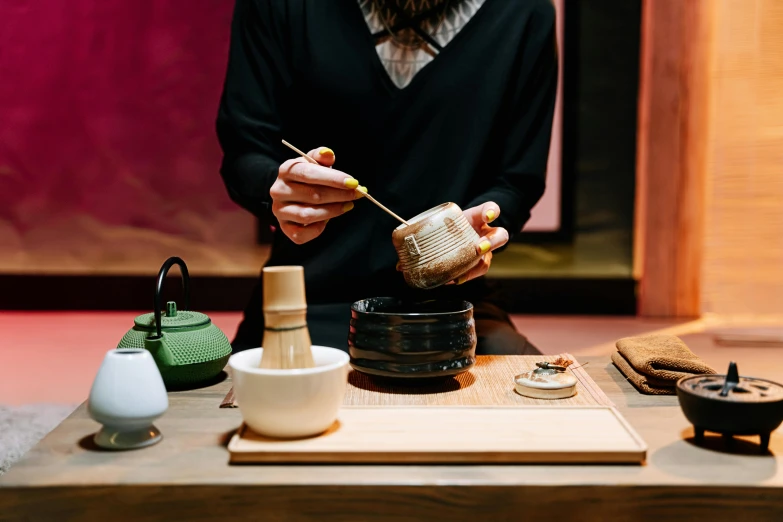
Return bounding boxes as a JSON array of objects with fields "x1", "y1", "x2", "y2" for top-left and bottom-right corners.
[
  {"x1": 229, "y1": 346, "x2": 350, "y2": 438},
  {"x1": 392, "y1": 202, "x2": 482, "y2": 289},
  {"x1": 676, "y1": 361, "x2": 783, "y2": 451},
  {"x1": 348, "y1": 297, "x2": 477, "y2": 380}
]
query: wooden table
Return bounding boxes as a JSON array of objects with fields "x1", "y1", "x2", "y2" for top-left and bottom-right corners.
[{"x1": 1, "y1": 356, "x2": 782, "y2": 521}]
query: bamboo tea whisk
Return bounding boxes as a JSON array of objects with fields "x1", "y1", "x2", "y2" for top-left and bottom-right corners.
[{"x1": 259, "y1": 266, "x2": 315, "y2": 369}]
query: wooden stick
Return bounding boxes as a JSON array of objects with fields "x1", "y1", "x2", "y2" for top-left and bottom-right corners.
[{"x1": 281, "y1": 140, "x2": 410, "y2": 226}]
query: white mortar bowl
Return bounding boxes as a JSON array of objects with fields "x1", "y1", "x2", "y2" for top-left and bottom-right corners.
[{"x1": 228, "y1": 346, "x2": 350, "y2": 438}]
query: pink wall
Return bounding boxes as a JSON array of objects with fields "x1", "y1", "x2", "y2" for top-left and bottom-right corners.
[
  {"x1": 0, "y1": 1, "x2": 258, "y2": 275},
  {"x1": 0, "y1": 0, "x2": 565, "y2": 275}
]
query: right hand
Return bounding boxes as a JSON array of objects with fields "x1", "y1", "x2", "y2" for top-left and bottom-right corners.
[{"x1": 270, "y1": 147, "x2": 362, "y2": 244}]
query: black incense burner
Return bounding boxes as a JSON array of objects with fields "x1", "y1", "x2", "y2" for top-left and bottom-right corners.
[{"x1": 676, "y1": 362, "x2": 783, "y2": 451}]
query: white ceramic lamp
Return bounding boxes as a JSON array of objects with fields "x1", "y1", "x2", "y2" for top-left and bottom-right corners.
[{"x1": 87, "y1": 348, "x2": 169, "y2": 449}]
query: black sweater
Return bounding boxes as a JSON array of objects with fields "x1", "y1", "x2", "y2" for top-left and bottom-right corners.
[{"x1": 216, "y1": 0, "x2": 558, "y2": 305}]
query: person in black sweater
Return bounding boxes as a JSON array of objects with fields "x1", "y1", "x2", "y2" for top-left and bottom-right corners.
[{"x1": 216, "y1": 0, "x2": 559, "y2": 355}]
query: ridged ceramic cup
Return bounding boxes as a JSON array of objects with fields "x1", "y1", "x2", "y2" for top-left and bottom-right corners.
[{"x1": 392, "y1": 202, "x2": 482, "y2": 289}]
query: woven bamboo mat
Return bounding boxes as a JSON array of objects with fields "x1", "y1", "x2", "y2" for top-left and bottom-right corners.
[{"x1": 221, "y1": 354, "x2": 614, "y2": 408}]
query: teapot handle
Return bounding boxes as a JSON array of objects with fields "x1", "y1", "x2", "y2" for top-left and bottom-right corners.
[{"x1": 151, "y1": 256, "x2": 191, "y2": 339}]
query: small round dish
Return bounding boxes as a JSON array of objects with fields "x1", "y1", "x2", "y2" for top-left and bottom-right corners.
[
  {"x1": 514, "y1": 362, "x2": 578, "y2": 399},
  {"x1": 348, "y1": 297, "x2": 477, "y2": 379}
]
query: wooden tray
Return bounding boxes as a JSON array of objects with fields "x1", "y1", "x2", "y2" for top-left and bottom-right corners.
[{"x1": 227, "y1": 406, "x2": 647, "y2": 464}]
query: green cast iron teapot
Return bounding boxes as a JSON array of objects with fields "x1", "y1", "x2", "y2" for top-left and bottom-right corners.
[{"x1": 118, "y1": 257, "x2": 232, "y2": 388}]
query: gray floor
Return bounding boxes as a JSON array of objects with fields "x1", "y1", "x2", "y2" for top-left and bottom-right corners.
[{"x1": 0, "y1": 403, "x2": 77, "y2": 476}]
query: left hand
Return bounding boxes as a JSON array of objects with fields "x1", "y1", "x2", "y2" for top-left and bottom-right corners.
[
  {"x1": 395, "y1": 201, "x2": 509, "y2": 285},
  {"x1": 451, "y1": 201, "x2": 509, "y2": 284}
]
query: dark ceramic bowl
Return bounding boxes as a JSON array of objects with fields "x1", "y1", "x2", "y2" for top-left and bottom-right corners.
[
  {"x1": 676, "y1": 362, "x2": 783, "y2": 450},
  {"x1": 348, "y1": 297, "x2": 477, "y2": 379}
]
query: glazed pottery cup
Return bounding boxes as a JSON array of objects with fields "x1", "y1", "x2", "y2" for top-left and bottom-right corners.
[
  {"x1": 392, "y1": 202, "x2": 482, "y2": 289},
  {"x1": 348, "y1": 297, "x2": 477, "y2": 379},
  {"x1": 87, "y1": 348, "x2": 169, "y2": 450},
  {"x1": 229, "y1": 346, "x2": 350, "y2": 438}
]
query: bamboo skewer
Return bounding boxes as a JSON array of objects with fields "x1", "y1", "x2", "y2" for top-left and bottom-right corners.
[{"x1": 282, "y1": 139, "x2": 410, "y2": 226}]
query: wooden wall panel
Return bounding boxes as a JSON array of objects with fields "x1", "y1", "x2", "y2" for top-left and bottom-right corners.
[
  {"x1": 636, "y1": 0, "x2": 783, "y2": 318},
  {"x1": 701, "y1": 0, "x2": 783, "y2": 317},
  {"x1": 634, "y1": 0, "x2": 712, "y2": 317}
]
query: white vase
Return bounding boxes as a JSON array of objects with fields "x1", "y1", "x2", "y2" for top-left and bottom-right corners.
[{"x1": 87, "y1": 348, "x2": 169, "y2": 450}]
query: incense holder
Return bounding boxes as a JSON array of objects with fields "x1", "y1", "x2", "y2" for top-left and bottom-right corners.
[
  {"x1": 676, "y1": 361, "x2": 783, "y2": 451},
  {"x1": 392, "y1": 202, "x2": 482, "y2": 289},
  {"x1": 348, "y1": 297, "x2": 477, "y2": 379},
  {"x1": 514, "y1": 362, "x2": 578, "y2": 399}
]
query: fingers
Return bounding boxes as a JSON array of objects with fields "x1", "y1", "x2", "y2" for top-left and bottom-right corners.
[
  {"x1": 270, "y1": 178, "x2": 361, "y2": 204},
  {"x1": 279, "y1": 220, "x2": 328, "y2": 245},
  {"x1": 476, "y1": 226, "x2": 509, "y2": 256},
  {"x1": 280, "y1": 158, "x2": 359, "y2": 190},
  {"x1": 307, "y1": 147, "x2": 336, "y2": 168},
  {"x1": 464, "y1": 201, "x2": 501, "y2": 230},
  {"x1": 272, "y1": 200, "x2": 355, "y2": 226},
  {"x1": 447, "y1": 252, "x2": 492, "y2": 286}
]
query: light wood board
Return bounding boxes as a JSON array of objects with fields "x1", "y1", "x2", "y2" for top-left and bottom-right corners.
[
  {"x1": 221, "y1": 353, "x2": 614, "y2": 408},
  {"x1": 227, "y1": 406, "x2": 647, "y2": 464}
]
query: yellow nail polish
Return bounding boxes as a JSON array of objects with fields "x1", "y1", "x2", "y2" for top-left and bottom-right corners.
[
  {"x1": 479, "y1": 240, "x2": 491, "y2": 254},
  {"x1": 319, "y1": 147, "x2": 334, "y2": 157},
  {"x1": 357, "y1": 185, "x2": 368, "y2": 194},
  {"x1": 456, "y1": 275, "x2": 468, "y2": 285},
  {"x1": 486, "y1": 209, "x2": 496, "y2": 222},
  {"x1": 344, "y1": 178, "x2": 359, "y2": 189},
  {"x1": 342, "y1": 202, "x2": 355, "y2": 213}
]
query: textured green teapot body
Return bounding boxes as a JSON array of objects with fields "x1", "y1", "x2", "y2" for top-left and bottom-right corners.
[
  {"x1": 118, "y1": 257, "x2": 232, "y2": 388},
  {"x1": 118, "y1": 304, "x2": 232, "y2": 387}
]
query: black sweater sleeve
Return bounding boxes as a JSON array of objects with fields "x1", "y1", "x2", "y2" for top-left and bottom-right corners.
[
  {"x1": 466, "y1": 2, "x2": 558, "y2": 239},
  {"x1": 216, "y1": 0, "x2": 291, "y2": 219}
]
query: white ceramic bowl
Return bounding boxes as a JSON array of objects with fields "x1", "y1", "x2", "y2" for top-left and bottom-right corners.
[{"x1": 228, "y1": 346, "x2": 350, "y2": 438}]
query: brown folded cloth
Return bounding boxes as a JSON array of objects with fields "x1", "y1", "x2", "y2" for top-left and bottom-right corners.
[{"x1": 612, "y1": 335, "x2": 716, "y2": 395}]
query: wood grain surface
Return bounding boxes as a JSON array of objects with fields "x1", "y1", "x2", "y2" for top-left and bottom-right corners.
[
  {"x1": 228, "y1": 406, "x2": 647, "y2": 464},
  {"x1": 1, "y1": 351, "x2": 782, "y2": 521},
  {"x1": 634, "y1": 0, "x2": 711, "y2": 318},
  {"x1": 222, "y1": 353, "x2": 614, "y2": 408}
]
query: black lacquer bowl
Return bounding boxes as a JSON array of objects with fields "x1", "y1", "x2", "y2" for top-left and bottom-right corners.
[
  {"x1": 676, "y1": 361, "x2": 783, "y2": 451},
  {"x1": 348, "y1": 297, "x2": 477, "y2": 379}
]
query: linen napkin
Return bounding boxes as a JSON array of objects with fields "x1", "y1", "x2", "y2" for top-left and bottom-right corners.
[{"x1": 612, "y1": 334, "x2": 716, "y2": 395}]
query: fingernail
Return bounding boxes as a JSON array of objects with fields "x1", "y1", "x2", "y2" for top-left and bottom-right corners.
[
  {"x1": 344, "y1": 178, "x2": 359, "y2": 189},
  {"x1": 486, "y1": 209, "x2": 496, "y2": 222},
  {"x1": 319, "y1": 147, "x2": 334, "y2": 157},
  {"x1": 456, "y1": 275, "x2": 468, "y2": 285},
  {"x1": 325, "y1": 219, "x2": 330, "y2": 225},
  {"x1": 357, "y1": 185, "x2": 368, "y2": 194},
  {"x1": 479, "y1": 240, "x2": 491, "y2": 254},
  {"x1": 342, "y1": 202, "x2": 355, "y2": 213},
  {"x1": 395, "y1": 262, "x2": 401, "y2": 271}
]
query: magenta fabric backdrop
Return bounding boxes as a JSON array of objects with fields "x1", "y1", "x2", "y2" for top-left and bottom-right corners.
[
  {"x1": 0, "y1": 0, "x2": 563, "y2": 276},
  {"x1": 0, "y1": 0, "x2": 263, "y2": 275}
]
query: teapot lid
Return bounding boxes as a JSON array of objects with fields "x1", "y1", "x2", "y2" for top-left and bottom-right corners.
[{"x1": 134, "y1": 301, "x2": 210, "y2": 331}]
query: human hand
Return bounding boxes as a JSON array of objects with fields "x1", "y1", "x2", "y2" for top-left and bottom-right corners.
[
  {"x1": 270, "y1": 147, "x2": 363, "y2": 244},
  {"x1": 451, "y1": 201, "x2": 508, "y2": 285}
]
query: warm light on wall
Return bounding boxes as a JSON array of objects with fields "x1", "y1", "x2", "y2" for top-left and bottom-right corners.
[{"x1": 701, "y1": 0, "x2": 783, "y2": 316}]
